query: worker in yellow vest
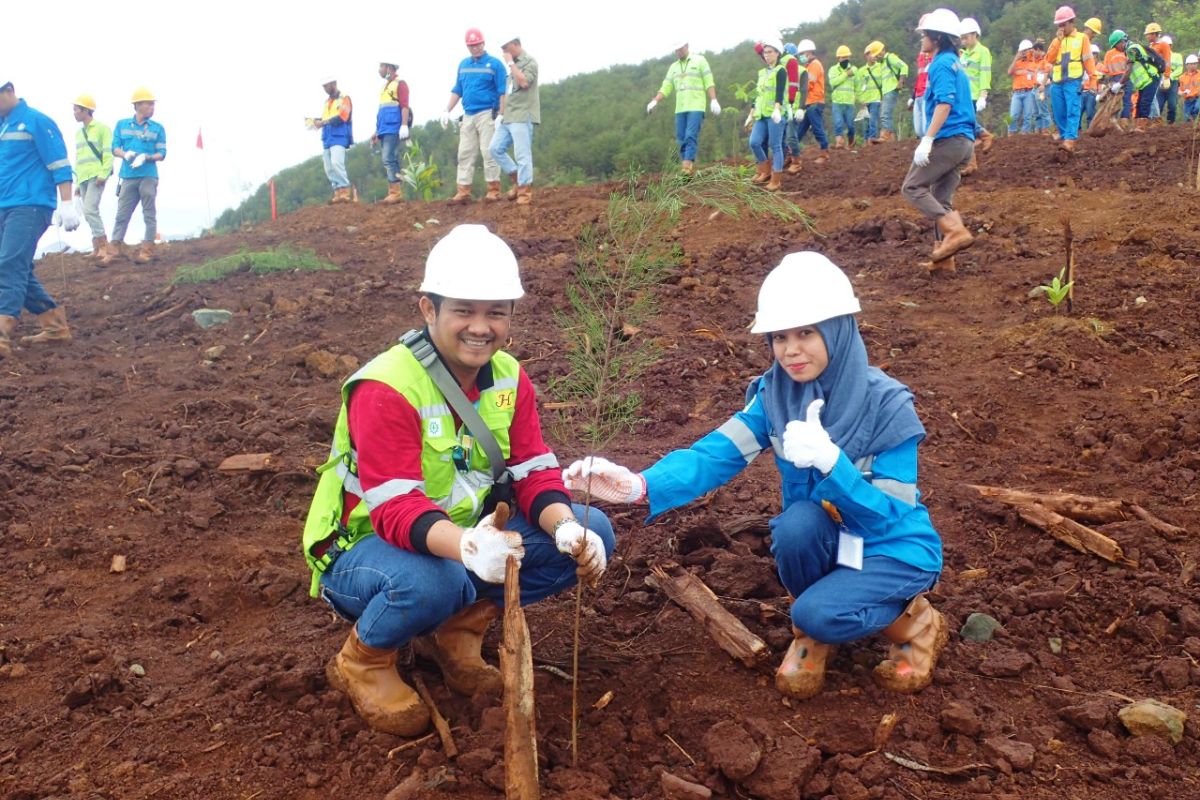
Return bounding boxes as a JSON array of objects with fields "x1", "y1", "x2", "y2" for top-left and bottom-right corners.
[
  {"x1": 71, "y1": 94, "x2": 112, "y2": 260},
  {"x1": 1045, "y1": 5, "x2": 1097, "y2": 153}
]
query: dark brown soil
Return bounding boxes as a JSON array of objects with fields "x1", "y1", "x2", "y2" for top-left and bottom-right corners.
[{"x1": 3, "y1": 126, "x2": 1199, "y2": 800}]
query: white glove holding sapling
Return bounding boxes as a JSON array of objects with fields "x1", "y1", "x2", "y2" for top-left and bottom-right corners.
[
  {"x1": 554, "y1": 519, "x2": 608, "y2": 587},
  {"x1": 709, "y1": 98, "x2": 721, "y2": 115},
  {"x1": 646, "y1": 99, "x2": 658, "y2": 113},
  {"x1": 460, "y1": 511, "x2": 524, "y2": 583},
  {"x1": 912, "y1": 135, "x2": 934, "y2": 167},
  {"x1": 53, "y1": 199, "x2": 81, "y2": 232},
  {"x1": 562, "y1": 456, "x2": 646, "y2": 504},
  {"x1": 744, "y1": 110, "x2": 755, "y2": 128},
  {"x1": 782, "y1": 399, "x2": 841, "y2": 474}
]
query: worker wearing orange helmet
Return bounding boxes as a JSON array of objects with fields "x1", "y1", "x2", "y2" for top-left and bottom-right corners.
[{"x1": 441, "y1": 28, "x2": 507, "y2": 203}]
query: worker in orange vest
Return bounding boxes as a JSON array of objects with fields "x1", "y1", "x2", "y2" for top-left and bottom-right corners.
[{"x1": 1180, "y1": 55, "x2": 1200, "y2": 121}]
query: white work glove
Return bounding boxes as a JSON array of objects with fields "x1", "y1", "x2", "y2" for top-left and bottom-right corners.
[
  {"x1": 562, "y1": 456, "x2": 646, "y2": 504},
  {"x1": 1160, "y1": 76, "x2": 1171, "y2": 91},
  {"x1": 399, "y1": 124, "x2": 410, "y2": 139},
  {"x1": 709, "y1": 98, "x2": 721, "y2": 115},
  {"x1": 854, "y1": 108, "x2": 869, "y2": 122},
  {"x1": 781, "y1": 399, "x2": 841, "y2": 474},
  {"x1": 554, "y1": 519, "x2": 608, "y2": 588},
  {"x1": 906, "y1": 97, "x2": 914, "y2": 109},
  {"x1": 129, "y1": 153, "x2": 147, "y2": 169},
  {"x1": 771, "y1": 106, "x2": 783, "y2": 124},
  {"x1": 912, "y1": 135, "x2": 934, "y2": 167},
  {"x1": 795, "y1": 107, "x2": 806, "y2": 122},
  {"x1": 646, "y1": 98, "x2": 658, "y2": 113},
  {"x1": 744, "y1": 110, "x2": 754, "y2": 128},
  {"x1": 494, "y1": 113, "x2": 504, "y2": 126},
  {"x1": 439, "y1": 110, "x2": 452, "y2": 128},
  {"x1": 52, "y1": 200, "x2": 81, "y2": 232},
  {"x1": 1110, "y1": 81, "x2": 1122, "y2": 95},
  {"x1": 975, "y1": 95, "x2": 987, "y2": 112},
  {"x1": 459, "y1": 511, "x2": 524, "y2": 583},
  {"x1": 1037, "y1": 73, "x2": 1048, "y2": 86}
]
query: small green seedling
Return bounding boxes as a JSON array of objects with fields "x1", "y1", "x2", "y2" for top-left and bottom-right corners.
[{"x1": 1039, "y1": 268, "x2": 1074, "y2": 311}]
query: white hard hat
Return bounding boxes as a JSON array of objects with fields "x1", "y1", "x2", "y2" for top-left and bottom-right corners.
[
  {"x1": 917, "y1": 8, "x2": 962, "y2": 38},
  {"x1": 760, "y1": 36, "x2": 784, "y2": 54},
  {"x1": 1187, "y1": 54, "x2": 1199, "y2": 65},
  {"x1": 797, "y1": 38, "x2": 816, "y2": 52},
  {"x1": 320, "y1": 76, "x2": 337, "y2": 86},
  {"x1": 1090, "y1": 43, "x2": 1100, "y2": 54},
  {"x1": 959, "y1": 17, "x2": 982, "y2": 36},
  {"x1": 1161, "y1": 35, "x2": 1173, "y2": 45},
  {"x1": 420, "y1": 224, "x2": 524, "y2": 301},
  {"x1": 1018, "y1": 39, "x2": 1033, "y2": 52},
  {"x1": 495, "y1": 33, "x2": 519, "y2": 48},
  {"x1": 672, "y1": 39, "x2": 688, "y2": 51},
  {"x1": 750, "y1": 252, "x2": 861, "y2": 334},
  {"x1": 379, "y1": 59, "x2": 399, "y2": 68}
]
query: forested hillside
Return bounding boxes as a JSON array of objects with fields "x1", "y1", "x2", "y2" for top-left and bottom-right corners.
[{"x1": 216, "y1": 0, "x2": 1200, "y2": 229}]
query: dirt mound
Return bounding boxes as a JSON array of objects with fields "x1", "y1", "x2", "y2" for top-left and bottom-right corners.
[{"x1": 3, "y1": 126, "x2": 1199, "y2": 800}]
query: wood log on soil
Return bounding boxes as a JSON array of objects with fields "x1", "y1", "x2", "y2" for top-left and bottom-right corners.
[
  {"x1": 967, "y1": 485, "x2": 1127, "y2": 524},
  {"x1": 501, "y1": 553, "x2": 539, "y2": 800},
  {"x1": 216, "y1": 453, "x2": 275, "y2": 472},
  {"x1": 645, "y1": 563, "x2": 771, "y2": 671}
]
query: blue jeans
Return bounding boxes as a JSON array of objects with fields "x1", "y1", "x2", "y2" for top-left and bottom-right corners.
[
  {"x1": 0, "y1": 206, "x2": 57, "y2": 318},
  {"x1": 865, "y1": 101, "x2": 881, "y2": 139},
  {"x1": 1034, "y1": 93, "x2": 1051, "y2": 130},
  {"x1": 832, "y1": 103, "x2": 856, "y2": 141},
  {"x1": 881, "y1": 91, "x2": 899, "y2": 134},
  {"x1": 1136, "y1": 81, "x2": 1159, "y2": 121},
  {"x1": 1165, "y1": 79, "x2": 1179, "y2": 123},
  {"x1": 317, "y1": 503, "x2": 615, "y2": 649},
  {"x1": 379, "y1": 134, "x2": 400, "y2": 184},
  {"x1": 795, "y1": 104, "x2": 828, "y2": 149},
  {"x1": 1008, "y1": 89, "x2": 1036, "y2": 133},
  {"x1": 1186, "y1": 97, "x2": 1199, "y2": 122},
  {"x1": 1080, "y1": 91, "x2": 1097, "y2": 129},
  {"x1": 489, "y1": 120, "x2": 534, "y2": 186},
  {"x1": 674, "y1": 111, "x2": 704, "y2": 162},
  {"x1": 1120, "y1": 81, "x2": 1133, "y2": 118},
  {"x1": 323, "y1": 145, "x2": 349, "y2": 189},
  {"x1": 749, "y1": 118, "x2": 785, "y2": 171},
  {"x1": 912, "y1": 95, "x2": 927, "y2": 138},
  {"x1": 769, "y1": 501, "x2": 939, "y2": 644},
  {"x1": 784, "y1": 115, "x2": 801, "y2": 158}
]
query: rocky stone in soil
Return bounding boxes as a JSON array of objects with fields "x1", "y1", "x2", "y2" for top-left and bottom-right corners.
[
  {"x1": 744, "y1": 737, "x2": 822, "y2": 800},
  {"x1": 1118, "y1": 698, "x2": 1186, "y2": 744},
  {"x1": 981, "y1": 736, "x2": 1036, "y2": 771},
  {"x1": 1087, "y1": 729, "x2": 1123, "y2": 759},
  {"x1": 831, "y1": 771, "x2": 869, "y2": 800},
  {"x1": 701, "y1": 720, "x2": 761, "y2": 780},
  {"x1": 960, "y1": 613, "x2": 1002, "y2": 642},
  {"x1": 1154, "y1": 657, "x2": 1192, "y2": 690},
  {"x1": 1057, "y1": 699, "x2": 1111, "y2": 731},
  {"x1": 976, "y1": 648, "x2": 1034, "y2": 677},
  {"x1": 661, "y1": 771, "x2": 712, "y2": 800},
  {"x1": 941, "y1": 703, "x2": 983, "y2": 736},
  {"x1": 1125, "y1": 733, "x2": 1176, "y2": 764}
]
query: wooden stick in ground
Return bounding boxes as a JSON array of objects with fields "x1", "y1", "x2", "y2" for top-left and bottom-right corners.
[
  {"x1": 644, "y1": 564, "x2": 771, "y2": 671},
  {"x1": 411, "y1": 674, "x2": 457, "y2": 759},
  {"x1": 1065, "y1": 218, "x2": 1075, "y2": 313},
  {"x1": 1009, "y1": 502, "x2": 1136, "y2": 567},
  {"x1": 501, "y1": 554, "x2": 539, "y2": 800},
  {"x1": 966, "y1": 485, "x2": 1127, "y2": 524}
]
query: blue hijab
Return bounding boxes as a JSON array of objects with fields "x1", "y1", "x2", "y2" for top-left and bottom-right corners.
[{"x1": 753, "y1": 314, "x2": 925, "y2": 462}]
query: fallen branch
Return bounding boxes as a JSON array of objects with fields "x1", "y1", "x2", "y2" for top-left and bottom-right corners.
[
  {"x1": 386, "y1": 731, "x2": 438, "y2": 759},
  {"x1": 1128, "y1": 504, "x2": 1189, "y2": 539},
  {"x1": 644, "y1": 563, "x2": 771, "y2": 671},
  {"x1": 501, "y1": 553, "x2": 539, "y2": 800},
  {"x1": 217, "y1": 453, "x2": 276, "y2": 473},
  {"x1": 883, "y1": 751, "x2": 994, "y2": 777},
  {"x1": 145, "y1": 302, "x2": 186, "y2": 323},
  {"x1": 967, "y1": 485, "x2": 1126, "y2": 524},
  {"x1": 411, "y1": 674, "x2": 457, "y2": 759}
]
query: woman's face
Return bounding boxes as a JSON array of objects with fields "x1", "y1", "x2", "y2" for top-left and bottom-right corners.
[
  {"x1": 771, "y1": 326, "x2": 829, "y2": 383},
  {"x1": 763, "y1": 46, "x2": 779, "y2": 66},
  {"x1": 920, "y1": 33, "x2": 934, "y2": 53}
]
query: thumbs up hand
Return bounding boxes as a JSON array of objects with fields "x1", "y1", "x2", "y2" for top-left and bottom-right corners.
[{"x1": 781, "y1": 399, "x2": 841, "y2": 474}]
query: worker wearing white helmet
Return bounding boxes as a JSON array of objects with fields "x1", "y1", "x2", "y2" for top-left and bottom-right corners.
[
  {"x1": 310, "y1": 77, "x2": 354, "y2": 206},
  {"x1": 1081, "y1": 43, "x2": 1102, "y2": 129},
  {"x1": 1181, "y1": 54, "x2": 1200, "y2": 122},
  {"x1": 1007, "y1": 40, "x2": 1039, "y2": 135},
  {"x1": 902, "y1": 7, "x2": 976, "y2": 274},
  {"x1": 646, "y1": 39, "x2": 721, "y2": 175},
  {"x1": 1158, "y1": 35, "x2": 1183, "y2": 123},
  {"x1": 305, "y1": 223, "x2": 614, "y2": 738},
  {"x1": 957, "y1": 16, "x2": 993, "y2": 175},
  {"x1": 374, "y1": 59, "x2": 412, "y2": 205},
  {"x1": 564, "y1": 251, "x2": 947, "y2": 701}
]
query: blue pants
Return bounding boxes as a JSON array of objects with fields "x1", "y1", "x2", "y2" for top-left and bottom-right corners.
[
  {"x1": 674, "y1": 111, "x2": 704, "y2": 162},
  {"x1": 0, "y1": 206, "x2": 56, "y2": 319},
  {"x1": 1185, "y1": 96, "x2": 1199, "y2": 122},
  {"x1": 1080, "y1": 91, "x2": 1097, "y2": 129},
  {"x1": 1120, "y1": 81, "x2": 1133, "y2": 118},
  {"x1": 1050, "y1": 79, "x2": 1083, "y2": 141},
  {"x1": 794, "y1": 104, "x2": 828, "y2": 149},
  {"x1": 881, "y1": 91, "x2": 899, "y2": 134},
  {"x1": 490, "y1": 120, "x2": 535, "y2": 186},
  {"x1": 912, "y1": 96, "x2": 927, "y2": 138},
  {"x1": 323, "y1": 145, "x2": 349, "y2": 189},
  {"x1": 1008, "y1": 89, "x2": 1036, "y2": 133},
  {"x1": 784, "y1": 115, "x2": 801, "y2": 158},
  {"x1": 769, "y1": 501, "x2": 938, "y2": 644},
  {"x1": 1136, "y1": 81, "x2": 1159, "y2": 121},
  {"x1": 865, "y1": 101, "x2": 881, "y2": 139},
  {"x1": 1165, "y1": 79, "x2": 1179, "y2": 123},
  {"x1": 318, "y1": 503, "x2": 615, "y2": 649},
  {"x1": 379, "y1": 134, "x2": 400, "y2": 184},
  {"x1": 749, "y1": 118, "x2": 785, "y2": 171},
  {"x1": 832, "y1": 103, "x2": 855, "y2": 141},
  {"x1": 1034, "y1": 93, "x2": 1051, "y2": 130}
]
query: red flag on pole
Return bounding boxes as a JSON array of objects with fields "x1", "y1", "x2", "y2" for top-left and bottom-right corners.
[{"x1": 196, "y1": 128, "x2": 204, "y2": 149}]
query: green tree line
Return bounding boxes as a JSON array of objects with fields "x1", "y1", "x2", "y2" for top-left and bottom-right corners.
[{"x1": 216, "y1": 0, "x2": 1200, "y2": 230}]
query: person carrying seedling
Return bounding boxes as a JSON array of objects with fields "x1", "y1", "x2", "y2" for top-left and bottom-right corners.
[
  {"x1": 373, "y1": 60, "x2": 410, "y2": 205},
  {"x1": 828, "y1": 45, "x2": 858, "y2": 149},
  {"x1": 902, "y1": 7, "x2": 976, "y2": 275},
  {"x1": 1007, "y1": 39, "x2": 1040, "y2": 134},
  {"x1": 745, "y1": 37, "x2": 788, "y2": 191},
  {"x1": 302, "y1": 224, "x2": 613, "y2": 737},
  {"x1": 1044, "y1": 6, "x2": 1097, "y2": 154},
  {"x1": 646, "y1": 39, "x2": 720, "y2": 176},
  {"x1": 1180, "y1": 55, "x2": 1200, "y2": 122},
  {"x1": 564, "y1": 252, "x2": 947, "y2": 701}
]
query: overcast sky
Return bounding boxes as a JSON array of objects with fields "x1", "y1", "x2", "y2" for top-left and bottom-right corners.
[{"x1": 11, "y1": 0, "x2": 840, "y2": 253}]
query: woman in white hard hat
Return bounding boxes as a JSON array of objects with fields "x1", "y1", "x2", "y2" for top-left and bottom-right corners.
[
  {"x1": 564, "y1": 253, "x2": 947, "y2": 701},
  {"x1": 744, "y1": 37, "x2": 789, "y2": 191},
  {"x1": 901, "y1": 7, "x2": 976, "y2": 274}
]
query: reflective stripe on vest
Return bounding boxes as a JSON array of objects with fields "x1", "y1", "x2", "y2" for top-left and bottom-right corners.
[
  {"x1": 1053, "y1": 32, "x2": 1087, "y2": 82},
  {"x1": 755, "y1": 63, "x2": 785, "y2": 117},
  {"x1": 1128, "y1": 44, "x2": 1159, "y2": 90}
]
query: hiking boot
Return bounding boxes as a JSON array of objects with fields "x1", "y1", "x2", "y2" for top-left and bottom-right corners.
[
  {"x1": 786, "y1": 159, "x2": 803, "y2": 174},
  {"x1": 92, "y1": 236, "x2": 108, "y2": 263},
  {"x1": 484, "y1": 181, "x2": 502, "y2": 201},
  {"x1": 681, "y1": 160, "x2": 695, "y2": 175},
  {"x1": 380, "y1": 183, "x2": 404, "y2": 204},
  {"x1": 874, "y1": 594, "x2": 948, "y2": 693},
  {"x1": 977, "y1": 129, "x2": 995, "y2": 152},
  {"x1": 19, "y1": 306, "x2": 71, "y2": 345},
  {"x1": 134, "y1": 243, "x2": 155, "y2": 264},
  {"x1": 99, "y1": 242, "x2": 127, "y2": 266},
  {"x1": 922, "y1": 255, "x2": 957, "y2": 275},
  {"x1": 1060, "y1": 139, "x2": 1076, "y2": 153},
  {"x1": 775, "y1": 627, "x2": 832, "y2": 699},
  {"x1": 0, "y1": 315, "x2": 16, "y2": 360},
  {"x1": 506, "y1": 172, "x2": 519, "y2": 200},
  {"x1": 412, "y1": 600, "x2": 503, "y2": 696},
  {"x1": 930, "y1": 211, "x2": 974, "y2": 262},
  {"x1": 834, "y1": 135, "x2": 847, "y2": 149},
  {"x1": 448, "y1": 184, "x2": 473, "y2": 205},
  {"x1": 765, "y1": 171, "x2": 784, "y2": 192},
  {"x1": 750, "y1": 161, "x2": 771, "y2": 184},
  {"x1": 515, "y1": 184, "x2": 533, "y2": 205},
  {"x1": 326, "y1": 627, "x2": 430, "y2": 737},
  {"x1": 881, "y1": 129, "x2": 895, "y2": 142}
]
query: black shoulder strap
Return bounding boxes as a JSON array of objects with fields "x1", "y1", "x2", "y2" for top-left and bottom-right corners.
[
  {"x1": 81, "y1": 125, "x2": 103, "y2": 162},
  {"x1": 400, "y1": 329, "x2": 511, "y2": 487}
]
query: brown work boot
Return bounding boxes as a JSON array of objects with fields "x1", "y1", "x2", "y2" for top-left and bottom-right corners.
[
  {"x1": 960, "y1": 151, "x2": 978, "y2": 176},
  {"x1": 515, "y1": 184, "x2": 533, "y2": 205},
  {"x1": 750, "y1": 161, "x2": 770, "y2": 184},
  {"x1": 775, "y1": 627, "x2": 832, "y2": 699},
  {"x1": 448, "y1": 184, "x2": 473, "y2": 204},
  {"x1": 921, "y1": 255, "x2": 957, "y2": 275},
  {"x1": 930, "y1": 211, "x2": 974, "y2": 262},
  {"x1": 1060, "y1": 139, "x2": 1076, "y2": 153},
  {"x1": 765, "y1": 171, "x2": 783, "y2": 191},
  {"x1": 834, "y1": 135, "x2": 847, "y2": 149},
  {"x1": 380, "y1": 183, "x2": 404, "y2": 204},
  {"x1": 483, "y1": 181, "x2": 502, "y2": 201},
  {"x1": 326, "y1": 627, "x2": 430, "y2": 737},
  {"x1": 134, "y1": 242, "x2": 155, "y2": 264},
  {"x1": 412, "y1": 600, "x2": 503, "y2": 696},
  {"x1": 99, "y1": 241, "x2": 127, "y2": 266},
  {"x1": 0, "y1": 315, "x2": 17, "y2": 360},
  {"x1": 874, "y1": 594, "x2": 948, "y2": 693},
  {"x1": 506, "y1": 172, "x2": 519, "y2": 200},
  {"x1": 881, "y1": 129, "x2": 894, "y2": 142},
  {"x1": 91, "y1": 236, "x2": 108, "y2": 263},
  {"x1": 786, "y1": 158, "x2": 803, "y2": 174},
  {"x1": 977, "y1": 129, "x2": 995, "y2": 152},
  {"x1": 20, "y1": 306, "x2": 71, "y2": 345},
  {"x1": 680, "y1": 160, "x2": 695, "y2": 175}
]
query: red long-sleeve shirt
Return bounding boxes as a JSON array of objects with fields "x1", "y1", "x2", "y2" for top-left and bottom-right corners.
[
  {"x1": 914, "y1": 51, "x2": 933, "y2": 97},
  {"x1": 785, "y1": 57, "x2": 801, "y2": 105},
  {"x1": 342, "y1": 366, "x2": 568, "y2": 552}
]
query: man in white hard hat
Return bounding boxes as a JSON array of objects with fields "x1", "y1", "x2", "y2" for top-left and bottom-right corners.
[
  {"x1": 1007, "y1": 39, "x2": 1039, "y2": 134},
  {"x1": 646, "y1": 40, "x2": 720, "y2": 174},
  {"x1": 302, "y1": 224, "x2": 614, "y2": 738},
  {"x1": 373, "y1": 60, "x2": 411, "y2": 205},
  {"x1": 957, "y1": 17, "x2": 993, "y2": 175},
  {"x1": 312, "y1": 78, "x2": 354, "y2": 205},
  {"x1": 1181, "y1": 54, "x2": 1200, "y2": 122}
]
